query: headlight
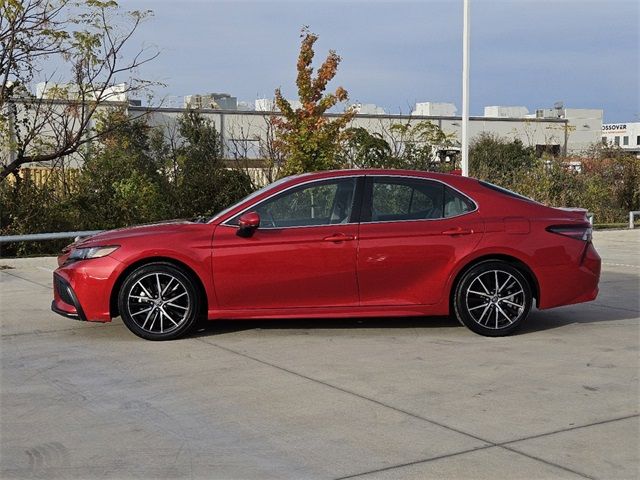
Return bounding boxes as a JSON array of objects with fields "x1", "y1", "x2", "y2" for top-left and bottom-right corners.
[{"x1": 68, "y1": 246, "x2": 119, "y2": 261}]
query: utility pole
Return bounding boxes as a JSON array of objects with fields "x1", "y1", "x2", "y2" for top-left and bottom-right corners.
[{"x1": 461, "y1": 0, "x2": 470, "y2": 176}]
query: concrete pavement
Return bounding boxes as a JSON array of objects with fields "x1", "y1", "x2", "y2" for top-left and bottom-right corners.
[{"x1": 1, "y1": 230, "x2": 638, "y2": 479}]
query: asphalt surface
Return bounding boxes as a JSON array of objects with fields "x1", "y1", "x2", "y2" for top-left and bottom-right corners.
[{"x1": 1, "y1": 230, "x2": 638, "y2": 479}]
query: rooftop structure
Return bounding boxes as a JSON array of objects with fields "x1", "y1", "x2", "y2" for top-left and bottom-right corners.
[
  {"x1": 184, "y1": 93, "x2": 237, "y2": 110},
  {"x1": 412, "y1": 102, "x2": 457, "y2": 117}
]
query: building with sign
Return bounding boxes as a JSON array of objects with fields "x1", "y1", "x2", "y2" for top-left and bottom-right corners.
[{"x1": 602, "y1": 122, "x2": 640, "y2": 155}]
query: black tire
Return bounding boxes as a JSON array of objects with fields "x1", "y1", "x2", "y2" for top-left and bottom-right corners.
[
  {"x1": 118, "y1": 262, "x2": 200, "y2": 341},
  {"x1": 453, "y1": 261, "x2": 532, "y2": 337}
]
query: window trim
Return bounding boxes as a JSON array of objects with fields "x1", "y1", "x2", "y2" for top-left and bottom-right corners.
[
  {"x1": 359, "y1": 175, "x2": 478, "y2": 225},
  {"x1": 221, "y1": 174, "x2": 478, "y2": 230},
  {"x1": 221, "y1": 176, "x2": 362, "y2": 230}
]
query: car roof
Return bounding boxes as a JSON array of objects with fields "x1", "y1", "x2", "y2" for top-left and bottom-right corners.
[{"x1": 292, "y1": 169, "x2": 478, "y2": 185}]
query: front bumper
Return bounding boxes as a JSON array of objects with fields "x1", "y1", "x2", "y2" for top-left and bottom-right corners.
[
  {"x1": 52, "y1": 255, "x2": 124, "y2": 322},
  {"x1": 51, "y1": 273, "x2": 87, "y2": 320}
]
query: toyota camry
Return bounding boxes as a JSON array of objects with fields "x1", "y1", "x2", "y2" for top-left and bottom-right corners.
[{"x1": 52, "y1": 169, "x2": 601, "y2": 340}]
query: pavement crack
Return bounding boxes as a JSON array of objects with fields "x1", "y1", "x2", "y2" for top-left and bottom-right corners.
[
  {"x1": 500, "y1": 445, "x2": 596, "y2": 480},
  {"x1": 0, "y1": 269, "x2": 52, "y2": 289},
  {"x1": 500, "y1": 413, "x2": 639, "y2": 445},
  {"x1": 196, "y1": 337, "x2": 633, "y2": 480},
  {"x1": 196, "y1": 337, "x2": 492, "y2": 445},
  {"x1": 332, "y1": 445, "x2": 495, "y2": 480}
]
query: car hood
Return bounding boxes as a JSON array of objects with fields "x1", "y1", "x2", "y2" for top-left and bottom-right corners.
[{"x1": 75, "y1": 219, "x2": 198, "y2": 247}]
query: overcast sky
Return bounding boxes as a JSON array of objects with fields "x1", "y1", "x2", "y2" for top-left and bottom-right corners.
[{"x1": 120, "y1": 0, "x2": 639, "y2": 122}]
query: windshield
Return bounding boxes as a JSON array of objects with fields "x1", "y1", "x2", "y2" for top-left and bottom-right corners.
[{"x1": 207, "y1": 175, "x2": 297, "y2": 222}]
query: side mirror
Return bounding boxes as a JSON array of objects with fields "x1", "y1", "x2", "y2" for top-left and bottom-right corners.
[{"x1": 237, "y1": 211, "x2": 260, "y2": 237}]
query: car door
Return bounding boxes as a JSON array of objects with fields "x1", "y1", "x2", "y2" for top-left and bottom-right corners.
[
  {"x1": 357, "y1": 175, "x2": 484, "y2": 306},
  {"x1": 212, "y1": 177, "x2": 361, "y2": 310}
]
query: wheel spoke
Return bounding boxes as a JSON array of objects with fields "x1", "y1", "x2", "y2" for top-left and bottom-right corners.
[
  {"x1": 131, "y1": 306, "x2": 153, "y2": 317},
  {"x1": 165, "y1": 291, "x2": 187, "y2": 303},
  {"x1": 502, "y1": 299, "x2": 523, "y2": 308},
  {"x1": 129, "y1": 295, "x2": 152, "y2": 302},
  {"x1": 156, "y1": 274, "x2": 163, "y2": 298},
  {"x1": 160, "y1": 308, "x2": 179, "y2": 327},
  {"x1": 141, "y1": 308, "x2": 155, "y2": 329},
  {"x1": 496, "y1": 304, "x2": 513, "y2": 325},
  {"x1": 469, "y1": 302, "x2": 489, "y2": 311},
  {"x1": 498, "y1": 274, "x2": 514, "y2": 293},
  {"x1": 137, "y1": 281, "x2": 153, "y2": 299},
  {"x1": 149, "y1": 310, "x2": 158, "y2": 331},
  {"x1": 494, "y1": 270, "x2": 499, "y2": 294},
  {"x1": 468, "y1": 290, "x2": 491, "y2": 298},
  {"x1": 502, "y1": 290, "x2": 524, "y2": 299},
  {"x1": 161, "y1": 278, "x2": 174, "y2": 297},
  {"x1": 477, "y1": 304, "x2": 491, "y2": 325},
  {"x1": 166, "y1": 302, "x2": 188, "y2": 310},
  {"x1": 477, "y1": 276, "x2": 491, "y2": 294}
]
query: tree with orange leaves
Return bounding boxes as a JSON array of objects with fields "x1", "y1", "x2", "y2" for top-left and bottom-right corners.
[{"x1": 272, "y1": 28, "x2": 356, "y2": 177}]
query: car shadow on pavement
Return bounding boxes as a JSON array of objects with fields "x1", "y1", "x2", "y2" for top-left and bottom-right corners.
[
  {"x1": 192, "y1": 270, "x2": 638, "y2": 338},
  {"x1": 190, "y1": 303, "x2": 637, "y2": 338},
  {"x1": 191, "y1": 316, "x2": 462, "y2": 338}
]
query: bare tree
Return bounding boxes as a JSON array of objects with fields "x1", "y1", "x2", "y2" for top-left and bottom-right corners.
[
  {"x1": 226, "y1": 116, "x2": 286, "y2": 188},
  {"x1": 0, "y1": 0, "x2": 159, "y2": 181}
]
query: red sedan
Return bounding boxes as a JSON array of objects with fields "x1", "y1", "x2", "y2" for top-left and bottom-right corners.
[{"x1": 52, "y1": 169, "x2": 601, "y2": 340}]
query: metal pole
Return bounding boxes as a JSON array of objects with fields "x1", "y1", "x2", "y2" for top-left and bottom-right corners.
[{"x1": 461, "y1": 0, "x2": 470, "y2": 176}]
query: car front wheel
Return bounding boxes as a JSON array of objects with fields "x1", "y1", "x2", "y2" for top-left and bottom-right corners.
[
  {"x1": 118, "y1": 262, "x2": 200, "y2": 341},
  {"x1": 454, "y1": 261, "x2": 532, "y2": 336}
]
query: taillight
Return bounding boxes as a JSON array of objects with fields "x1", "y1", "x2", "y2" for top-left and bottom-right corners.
[{"x1": 547, "y1": 224, "x2": 592, "y2": 242}]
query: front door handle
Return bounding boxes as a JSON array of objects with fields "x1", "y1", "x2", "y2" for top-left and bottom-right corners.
[
  {"x1": 442, "y1": 227, "x2": 474, "y2": 236},
  {"x1": 323, "y1": 233, "x2": 355, "y2": 242}
]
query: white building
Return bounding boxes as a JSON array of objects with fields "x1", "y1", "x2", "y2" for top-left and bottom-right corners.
[
  {"x1": 412, "y1": 102, "x2": 457, "y2": 117},
  {"x1": 484, "y1": 106, "x2": 530, "y2": 118},
  {"x1": 535, "y1": 104, "x2": 603, "y2": 153},
  {"x1": 255, "y1": 98, "x2": 302, "y2": 112},
  {"x1": 352, "y1": 103, "x2": 386, "y2": 115},
  {"x1": 184, "y1": 93, "x2": 237, "y2": 110},
  {"x1": 35, "y1": 82, "x2": 129, "y2": 102},
  {"x1": 602, "y1": 122, "x2": 640, "y2": 154}
]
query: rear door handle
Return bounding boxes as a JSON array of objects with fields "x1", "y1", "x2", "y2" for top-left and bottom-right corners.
[
  {"x1": 442, "y1": 227, "x2": 474, "y2": 236},
  {"x1": 323, "y1": 233, "x2": 355, "y2": 242}
]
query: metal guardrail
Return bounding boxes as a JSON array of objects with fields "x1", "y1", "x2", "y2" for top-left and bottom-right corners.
[
  {"x1": 0, "y1": 211, "x2": 638, "y2": 244},
  {"x1": 0, "y1": 230, "x2": 102, "y2": 244}
]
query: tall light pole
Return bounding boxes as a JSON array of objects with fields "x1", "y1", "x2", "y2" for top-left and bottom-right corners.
[{"x1": 461, "y1": 0, "x2": 470, "y2": 176}]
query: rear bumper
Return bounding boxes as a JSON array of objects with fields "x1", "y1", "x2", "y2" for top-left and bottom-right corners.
[{"x1": 537, "y1": 242, "x2": 601, "y2": 309}]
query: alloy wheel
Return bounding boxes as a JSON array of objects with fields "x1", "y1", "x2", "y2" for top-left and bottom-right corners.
[
  {"x1": 126, "y1": 272, "x2": 191, "y2": 335},
  {"x1": 464, "y1": 269, "x2": 526, "y2": 330}
]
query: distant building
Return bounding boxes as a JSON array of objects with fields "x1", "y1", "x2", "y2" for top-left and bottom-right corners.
[
  {"x1": 35, "y1": 82, "x2": 130, "y2": 103},
  {"x1": 484, "y1": 106, "x2": 530, "y2": 118},
  {"x1": 352, "y1": 103, "x2": 386, "y2": 115},
  {"x1": 255, "y1": 98, "x2": 302, "y2": 112},
  {"x1": 535, "y1": 103, "x2": 603, "y2": 153},
  {"x1": 602, "y1": 122, "x2": 640, "y2": 155},
  {"x1": 236, "y1": 101, "x2": 255, "y2": 111},
  {"x1": 412, "y1": 102, "x2": 457, "y2": 117},
  {"x1": 184, "y1": 92, "x2": 237, "y2": 110}
]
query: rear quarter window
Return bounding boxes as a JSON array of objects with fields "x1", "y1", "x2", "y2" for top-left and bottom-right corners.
[{"x1": 444, "y1": 187, "x2": 476, "y2": 217}]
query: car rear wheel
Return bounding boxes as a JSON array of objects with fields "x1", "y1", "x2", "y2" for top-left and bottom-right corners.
[
  {"x1": 118, "y1": 262, "x2": 200, "y2": 341},
  {"x1": 454, "y1": 261, "x2": 532, "y2": 336}
]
